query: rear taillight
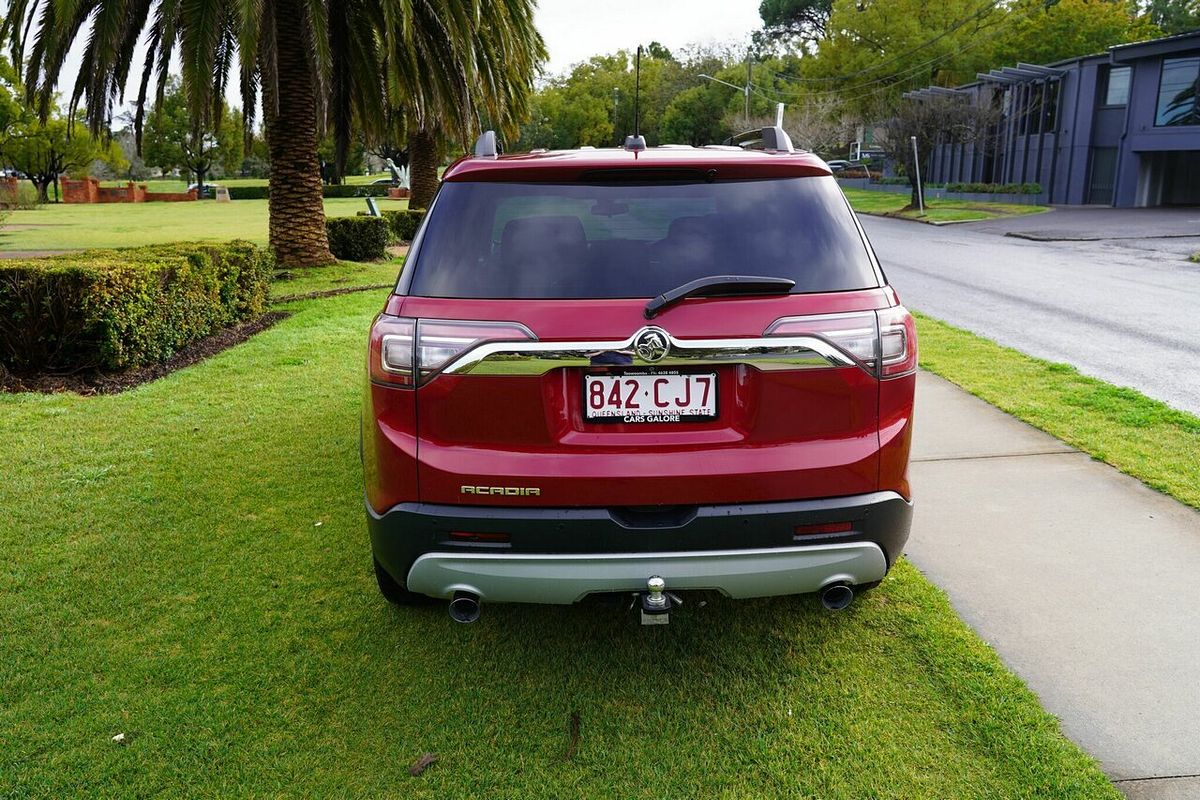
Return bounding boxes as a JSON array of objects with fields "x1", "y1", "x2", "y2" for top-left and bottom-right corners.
[
  {"x1": 876, "y1": 305, "x2": 917, "y2": 378},
  {"x1": 369, "y1": 315, "x2": 535, "y2": 388},
  {"x1": 765, "y1": 305, "x2": 917, "y2": 379},
  {"x1": 370, "y1": 315, "x2": 416, "y2": 387}
]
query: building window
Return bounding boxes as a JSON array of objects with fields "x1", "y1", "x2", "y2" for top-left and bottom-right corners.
[
  {"x1": 1155, "y1": 57, "x2": 1199, "y2": 126},
  {"x1": 1103, "y1": 66, "x2": 1131, "y2": 106}
]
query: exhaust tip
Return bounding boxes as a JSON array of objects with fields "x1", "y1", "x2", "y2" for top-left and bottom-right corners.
[
  {"x1": 448, "y1": 592, "x2": 481, "y2": 624},
  {"x1": 820, "y1": 582, "x2": 854, "y2": 611}
]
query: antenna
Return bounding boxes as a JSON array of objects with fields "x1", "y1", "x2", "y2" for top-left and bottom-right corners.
[
  {"x1": 624, "y1": 46, "x2": 647, "y2": 151},
  {"x1": 634, "y1": 45, "x2": 642, "y2": 138}
]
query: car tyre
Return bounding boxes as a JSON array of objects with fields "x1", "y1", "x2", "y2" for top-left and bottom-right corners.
[{"x1": 373, "y1": 557, "x2": 427, "y2": 605}]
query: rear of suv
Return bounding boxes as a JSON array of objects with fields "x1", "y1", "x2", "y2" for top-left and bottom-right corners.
[{"x1": 363, "y1": 126, "x2": 916, "y2": 620}]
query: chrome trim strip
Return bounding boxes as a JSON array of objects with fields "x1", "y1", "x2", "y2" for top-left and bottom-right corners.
[
  {"x1": 406, "y1": 542, "x2": 888, "y2": 603},
  {"x1": 441, "y1": 328, "x2": 858, "y2": 376}
]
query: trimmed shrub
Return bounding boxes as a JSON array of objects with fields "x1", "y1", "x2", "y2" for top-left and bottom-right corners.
[
  {"x1": 322, "y1": 184, "x2": 391, "y2": 198},
  {"x1": 225, "y1": 184, "x2": 392, "y2": 200},
  {"x1": 325, "y1": 216, "x2": 391, "y2": 261},
  {"x1": 945, "y1": 181, "x2": 1042, "y2": 195},
  {"x1": 226, "y1": 185, "x2": 271, "y2": 200},
  {"x1": 381, "y1": 209, "x2": 426, "y2": 242},
  {"x1": 0, "y1": 241, "x2": 272, "y2": 373}
]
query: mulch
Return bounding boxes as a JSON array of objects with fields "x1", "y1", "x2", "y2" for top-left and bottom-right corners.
[
  {"x1": 1, "y1": 311, "x2": 290, "y2": 396},
  {"x1": 270, "y1": 283, "x2": 393, "y2": 304}
]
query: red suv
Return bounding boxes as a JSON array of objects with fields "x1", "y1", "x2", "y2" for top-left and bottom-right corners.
[{"x1": 363, "y1": 127, "x2": 916, "y2": 623}]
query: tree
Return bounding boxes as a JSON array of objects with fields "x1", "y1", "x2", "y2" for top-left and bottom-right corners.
[
  {"x1": 1141, "y1": 0, "x2": 1200, "y2": 34},
  {"x1": 395, "y1": 2, "x2": 546, "y2": 209},
  {"x1": 876, "y1": 94, "x2": 999, "y2": 209},
  {"x1": 989, "y1": 0, "x2": 1161, "y2": 67},
  {"x1": 757, "y1": 0, "x2": 834, "y2": 49},
  {"x1": 782, "y1": 96, "x2": 859, "y2": 158},
  {"x1": 143, "y1": 78, "x2": 242, "y2": 187},
  {"x1": 512, "y1": 45, "x2": 747, "y2": 151},
  {"x1": 5, "y1": 1, "x2": 545, "y2": 264},
  {"x1": 2, "y1": 0, "x2": 336, "y2": 265},
  {"x1": 4, "y1": 116, "x2": 123, "y2": 203},
  {"x1": 660, "y1": 84, "x2": 734, "y2": 146},
  {"x1": 799, "y1": 0, "x2": 1011, "y2": 117}
]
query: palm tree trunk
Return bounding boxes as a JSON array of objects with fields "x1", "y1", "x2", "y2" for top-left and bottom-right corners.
[
  {"x1": 407, "y1": 123, "x2": 441, "y2": 211},
  {"x1": 264, "y1": 0, "x2": 334, "y2": 267}
]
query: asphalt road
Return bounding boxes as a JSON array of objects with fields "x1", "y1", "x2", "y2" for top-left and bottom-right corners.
[{"x1": 860, "y1": 211, "x2": 1200, "y2": 415}]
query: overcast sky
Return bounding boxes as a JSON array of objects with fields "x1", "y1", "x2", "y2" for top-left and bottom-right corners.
[
  {"x1": 7, "y1": 0, "x2": 765, "y2": 112},
  {"x1": 537, "y1": 0, "x2": 763, "y2": 74}
]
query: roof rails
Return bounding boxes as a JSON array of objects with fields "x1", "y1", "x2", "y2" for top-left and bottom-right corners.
[
  {"x1": 474, "y1": 130, "x2": 499, "y2": 159},
  {"x1": 722, "y1": 126, "x2": 795, "y2": 153},
  {"x1": 720, "y1": 103, "x2": 794, "y2": 153}
]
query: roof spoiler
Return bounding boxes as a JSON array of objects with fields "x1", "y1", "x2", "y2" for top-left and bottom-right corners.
[{"x1": 474, "y1": 130, "x2": 499, "y2": 159}]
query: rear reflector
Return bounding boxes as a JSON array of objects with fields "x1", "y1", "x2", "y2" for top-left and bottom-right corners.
[
  {"x1": 448, "y1": 531, "x2": 511, "y2": 543},
  {"x1": 794, "y1": 521, "x2": 853, "y2": 536}
]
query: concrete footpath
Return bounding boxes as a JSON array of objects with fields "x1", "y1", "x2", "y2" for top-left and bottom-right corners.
[{"x1": 908, "y1": 373, "x2": 1200, "y2": 799}]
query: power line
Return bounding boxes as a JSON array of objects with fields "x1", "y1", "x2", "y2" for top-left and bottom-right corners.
[
  {"x1": 754, "y1": 0, "x2": 1005, "y2": 86},
  {"x1": 749, "y1": 1, "x2": 1042, "y2": 106}
]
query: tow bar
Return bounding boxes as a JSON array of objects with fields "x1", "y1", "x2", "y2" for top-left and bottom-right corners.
[{"x1": 638, "y1": 575, "x2": 682, "y2": 625}]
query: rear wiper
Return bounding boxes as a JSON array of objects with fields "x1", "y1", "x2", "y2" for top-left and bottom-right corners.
[{"x1": 644, "y1": 275, "x2": 796, "y2": 319}]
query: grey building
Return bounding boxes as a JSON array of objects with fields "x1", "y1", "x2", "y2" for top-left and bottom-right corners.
[{"x1": 912, "y1": 29, "x2": 1200, "y2": 206}]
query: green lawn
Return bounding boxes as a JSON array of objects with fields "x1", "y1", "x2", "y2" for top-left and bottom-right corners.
[
  {"x1": 842, "y1": 188, "x2": 1049, "y2": 223},
  {"x1": 917, "y1": 312, "x2": 1200, "y2": 511},
  {"x1": 0, "y1": 197, "x2": 410, "y2": 251},
  {"x1": 269, "y1": 259, "x2": 404, "y2": 301},
  {"x1": 0, "y1": 286, "x2": 1118, "y2": 797}
]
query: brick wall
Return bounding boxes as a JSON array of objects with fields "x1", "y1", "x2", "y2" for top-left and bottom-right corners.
[
  {"x1": 61, "y1": 176, "x2": 197, "y2": 203},
  {"x1": 0, "y1": 176, "x2": 18, "y2": 206},
  {"x1": 61, "y1": 176, "x2": 100, "y2": 203},
  {"x1": 144, "y1": 189, "x2": 198, "y2": 202}
]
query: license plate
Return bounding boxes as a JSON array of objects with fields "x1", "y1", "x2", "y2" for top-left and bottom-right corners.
[{"x1": 584, "y1": 372, "x2": 717, "y2": 423}]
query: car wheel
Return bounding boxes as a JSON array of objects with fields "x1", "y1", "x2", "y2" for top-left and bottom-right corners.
[{"x1": 373, "y1": 558, "x2": 427, "y2": 605}]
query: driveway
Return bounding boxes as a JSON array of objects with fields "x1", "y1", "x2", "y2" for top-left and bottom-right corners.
[{"x1": 860, "y1": 208, "x2": 1200, "y2": 414}]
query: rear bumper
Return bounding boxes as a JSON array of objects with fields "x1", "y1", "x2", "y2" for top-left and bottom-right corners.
[
  {"x1": 407, "y1": 542, "x2": 887, "y2": 603},
  {"x1": 368, "y1": 490, "x2": 912, "y2": 603}
]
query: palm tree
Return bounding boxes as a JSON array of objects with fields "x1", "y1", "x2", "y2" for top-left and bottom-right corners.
[
  {"x1": 3, "y1": 1, "x2": 543, "y2": 258},
  {"x1": 327, "y1": 0, "x2": 545, "y2": 210},
  {"x1": 3, "y1": 0, "x2": 335, "y2": 267}
]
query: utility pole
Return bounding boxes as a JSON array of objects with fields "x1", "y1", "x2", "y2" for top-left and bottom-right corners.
[
  {"x1": 745, "y1": 52, "x2": 752, "y2": 126},
  {"x1": 911, "y1": 135, "x2": 924, "y2": 215}
]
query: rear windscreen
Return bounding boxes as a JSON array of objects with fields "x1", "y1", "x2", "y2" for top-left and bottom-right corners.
[{"x1": 405, "y1": 176, "x2": 880, "y2": 299}]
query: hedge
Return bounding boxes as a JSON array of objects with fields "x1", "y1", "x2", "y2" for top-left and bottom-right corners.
[
  {"x1": 944, "y1": 181, "x2": 1042, "y2": 195},
  {"x1": 0, "y1": 241, "x2": 272, "y2": 373},
  {"x1": 224, "y1": 184, "x2": 393, "y2": 200},
  {"x1": 381, "y1": 209, "x2": 426, "y2": 241},
  {"x1": 226, "y1": 185, "x2": 271, "y2": 200},
  {"x1": 325, "y1": 216, "x2": 391, "y2": 261},
  {"x1": 322, "y1": 184, "x2": 392, "y2": 198}
]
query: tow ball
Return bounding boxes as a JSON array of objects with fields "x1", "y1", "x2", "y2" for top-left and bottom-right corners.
[{"x1": 638, "y1": 576, "x2": 682, "y2": 626}]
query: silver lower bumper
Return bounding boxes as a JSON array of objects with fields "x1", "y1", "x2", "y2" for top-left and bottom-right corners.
[{"x1": 405, "y1": 542, "x2": 888, "y2": 604}]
